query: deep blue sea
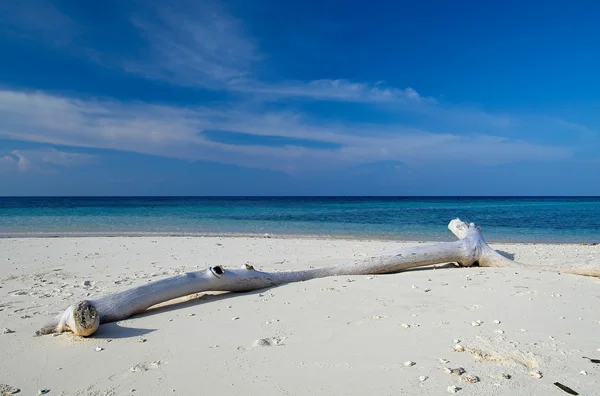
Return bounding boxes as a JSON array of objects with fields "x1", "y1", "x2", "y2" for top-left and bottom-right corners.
[{"x1": 1, "y1": 197, "x2": 600, "y2": 243}]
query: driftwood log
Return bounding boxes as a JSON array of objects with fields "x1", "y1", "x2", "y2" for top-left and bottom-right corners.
[{"x1": 36, "y1": 219, "x2": 599, "y2": 337}]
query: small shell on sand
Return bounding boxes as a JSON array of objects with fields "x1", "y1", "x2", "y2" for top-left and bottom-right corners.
[
  {"x1": 419, "y1": 376, "x2": 429, "y2": 382},
  {"x1": 580, "y1": 370, "x2": 588, "y2": 375},
  {"x1": 495, "y1": 329, "x2": 505, "y2": 334},
  {"x1": 461, "y1": 375, "x2": 479, "y2": 383},
  {"x1": 94, "y1": 347, "x2": 104, "y2": 352},
  {"x1": 2, "y1": 328, "x2": 15, "y2": 334},
  {"x1": 439, "y1": 358, "x2": 450, "y2": 364},
  {"x1": 453, "y1": 339, "x2": 461, "y2": 343},
  {"x1": 137, "y1": 338, "x2": 147, "y2": 343},
  {"x1": 471, "y1": 321, "x2": 481, "y2": 327},
  {"x1": 493, "y1": 320, "x2": 501, "y2": 324},
  {"x1": 453, "y1": 344, "x2": 465, "y2": 352},
  {"x1": 404, "y1": 361, "x2": 416, "y2": 367},
  {"x1": 38, "y1": 390, "x2": 50, "y2": 395},
  {"x1": 529, "y1": 370, "x2": 543, "y2": 379},
  {"x1": 232, "y1": 317, "x2": 240, "y2": 321},
  {"x1": 400, "y1": 323, "x2": 410, "y2": 328},
  {"x1": 447, "y1": 385, "x2": 461, "y2": 393}
]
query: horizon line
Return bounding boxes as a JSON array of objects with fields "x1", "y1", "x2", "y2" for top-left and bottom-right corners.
[{"x1": 2, "y1": 195, "x2": 600, "y2": 199}]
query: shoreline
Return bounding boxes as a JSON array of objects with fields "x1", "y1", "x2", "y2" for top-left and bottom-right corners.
[{"x1": 0, "y1": 230, "x2": 598, "y2": 245}]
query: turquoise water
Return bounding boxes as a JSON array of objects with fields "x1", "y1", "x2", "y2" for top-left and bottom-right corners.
[{"x1": 1, "y1": 197, "x2": 599, "y2": 243}]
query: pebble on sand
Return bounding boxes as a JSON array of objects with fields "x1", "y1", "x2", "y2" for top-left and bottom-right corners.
[
  {"x1": 419, "y1": 376, "x2": 429, "y2": 382},
  {"x1": 38, "y1": 389, "x2": 50, "y2": 395},
  {"x1": 580, "y1": 370, "x2": 588, "y2": 375},
  {"x1": 493, "y1": 320, "x2": 501, "y2": 324},
  {"x1": 404, "y1": 361, "x2": 416, "y2": 367},
  {"x1": 443, "y1": 367, "x2": 465, "y2": 376},
  {"x1": 2, "y1": 328, "x2": 15, "y2": 334},
  {"x1": 95, "y1": 347, "x2": 104, "y2": 352},
  {"x1": 447, "y1": 385, "x2": 461, "y2": 393}
]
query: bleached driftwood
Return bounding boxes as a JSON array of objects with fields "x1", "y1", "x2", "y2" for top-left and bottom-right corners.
[{"x1": 36, "y1": 219, "x2": 599, "y2": 337}]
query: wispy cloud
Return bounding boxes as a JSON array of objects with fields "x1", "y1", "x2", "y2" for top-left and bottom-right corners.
[
  {"x1": 127, "y1": 1, "x2": 260, "y2": 89},
  {"x1": 0, "y1": 150, "x2": 29, "y2": 172},
  {"x1": 0, "y1": 89, "x2": 573, "y2": 174},
  {"x1": 124, "y1": 3, "x2": 437, "y2": 105},
  {"x1": 236, "y1": 79, "x2": 436, "y2": 104},
  {"x1": 0, "y1": 147, "x2": 95, "y2": 173},
  {"x1": 0, "y1": 1, "x2": 451, "y2": 108},
  {"x1": 0, "y1": 1, "x2": 595, "y2": 178}
]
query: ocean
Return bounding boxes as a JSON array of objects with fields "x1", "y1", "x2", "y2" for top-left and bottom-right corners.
[{"x1": 1, "y1": 197, "x2": 599, "y2": 243}]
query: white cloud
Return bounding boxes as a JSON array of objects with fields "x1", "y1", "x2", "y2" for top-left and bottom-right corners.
[
  {"x1": 0, "y1": 151, "x2": 26, "y2": 172},
  {"x1": 0, "y1": 89, "x2": 573, "y2": 174},
  {"x1": 0, "y1": 2, "x2": 591, "y2": 173},
  {"x1": 0, "y1": 147, "x2": 95, "y2": 173},
  {"x1": 236, "y1": 79, "x2": 437, "y2": 104}
]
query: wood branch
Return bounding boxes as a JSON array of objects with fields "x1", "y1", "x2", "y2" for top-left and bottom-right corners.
[
  {"x1": 447, "y1": 219, "x2": 600, "y2": 277},
  {"x1": 36, "y1": 218, "x2": 599, "y2": 337}
]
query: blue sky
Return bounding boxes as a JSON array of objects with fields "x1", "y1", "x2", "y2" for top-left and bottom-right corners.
[{"x1": 0, "y1": 0, "x2": 599, "y2": 195}]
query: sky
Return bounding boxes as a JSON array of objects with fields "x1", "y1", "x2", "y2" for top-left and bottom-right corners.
[{"x1": 0, "y1": 0, "x2": 599, "y2": 196}]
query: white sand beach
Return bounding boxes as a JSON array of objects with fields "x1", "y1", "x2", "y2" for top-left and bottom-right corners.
[{"x1": 1, "y1": 237, "x2": 599, "y2": 396}]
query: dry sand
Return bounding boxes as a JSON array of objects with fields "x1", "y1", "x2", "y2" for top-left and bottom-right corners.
[{"x1": 0, "y1": 236, "x2": 599, "y2": 395}]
